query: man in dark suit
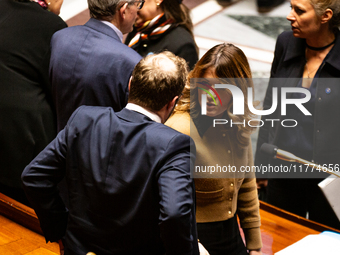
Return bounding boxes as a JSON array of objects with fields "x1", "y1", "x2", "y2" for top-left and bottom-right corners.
[
  {"x1": 22, "y1": 52, "x2": 199, "y2": 255},
  {"x1": 0, "y1": 0, "x2": 67, "y2": 205},
  {"x1": 50, "y1": 0, "x2": 142, "y2": 132}
]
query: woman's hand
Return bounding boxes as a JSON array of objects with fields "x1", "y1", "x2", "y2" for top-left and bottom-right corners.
[
  {"x1": 256, "y1": 178, "x2": 268, "y2": 189},
  {"x1": 249, "y1": 249, "x2": 262, "y2": 255}
]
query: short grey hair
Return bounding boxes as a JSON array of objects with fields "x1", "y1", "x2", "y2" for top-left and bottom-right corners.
[
  {"x1": 88, "y1": 0, "x2": 135, "y2": 21},
  {"x1": 310, "y1": 0, "x2": 340, "y2": 31}
]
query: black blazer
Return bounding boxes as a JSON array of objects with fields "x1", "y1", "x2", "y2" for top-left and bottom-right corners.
[
  {"x1": 255, "y1": 31, "x2": 340, "y2": 169},
  {"x1": 22, "y1": 106, "x2": 199, "y2": 255},
  {"x1": 125, "y1": 25, "x2": 198, "y2": 70},
  {"x1": 0, "y1": 0, "x2": 67, "y2": 190}
]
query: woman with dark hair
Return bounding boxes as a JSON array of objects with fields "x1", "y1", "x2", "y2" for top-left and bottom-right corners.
[
  {"x1": 125, "y1": 0, "x2": 198, "y2": 69},
  {"x1": 255, "y1": 0, "x2": 340, "y2": 229},
  {"x1": 166, "y1": 43, "x2": 262, "y2": 255},
  {"x1": 0, "y1": 0, "x2": 67, "y2": 205}
]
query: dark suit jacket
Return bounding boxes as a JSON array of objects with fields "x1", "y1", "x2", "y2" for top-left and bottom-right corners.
[
  {"x1": 125, "y1": 26, "x2": 198, "y2": 70},
  {"x1": 255, "y1": 30, "x2": 340, "y2": 168},
  {"x1": 22, "y1": 106, "x2": 199, "y2": 255},
  {"x1": 50, "y1": 18, "x2": 142, "y2": 131},
  {"x1": 0, "y1": 0, "x2": 67, "y2": 192}
]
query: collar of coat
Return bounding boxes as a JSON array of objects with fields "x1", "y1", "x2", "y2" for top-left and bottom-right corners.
[
  {"x1": 283, "y1": 29, "x2": 340, "y2": 71},
  {"x1": 84, "y1": 18, "x2": 121, "y2": 42}
]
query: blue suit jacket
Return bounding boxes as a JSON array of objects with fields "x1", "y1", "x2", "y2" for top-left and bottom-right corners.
[
  {"x1": 22, "y1": 106, "x2": 198, "y2": 255},
  {"x1": 50, "y1": 18, "x2": 142, "y2": 131}
]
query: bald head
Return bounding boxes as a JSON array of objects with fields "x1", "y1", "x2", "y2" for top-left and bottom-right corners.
[
  {"x1": 144, "y1": 53, "x2": 178, "y2": 74},
  {"x1": 129, "y1": 52, "x2": 188, "y2": 112}
]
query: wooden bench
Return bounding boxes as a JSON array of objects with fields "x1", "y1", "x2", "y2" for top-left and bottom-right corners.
[
  {"x1": 1, "y1": 192, "x2": 339, "y2": 254},
  {"x1": 0, "y1": 193, "x2": 58, "y2": 254}
]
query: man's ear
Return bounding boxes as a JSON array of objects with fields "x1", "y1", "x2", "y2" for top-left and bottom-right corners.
[
  {"x1": 167, "y1": 96, "x2": 179, "y2": 111},
  {"x1": 321, "y1": 8, "x2": 333, "y2": 24},
  {"x1": 119, "y1": 2, "x2": 129, "y2": 19},
  {"x1": 128, "y1": 76, "x2": 132, "y2": 91},
  {"x1": 161, "y1": 96, "x2": 178, "y2": 123}
]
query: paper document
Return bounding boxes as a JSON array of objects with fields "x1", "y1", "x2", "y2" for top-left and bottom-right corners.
[
  {"x1": 318, "y1": 176, "x2": 340, "y2": 221},
  {"x1": 275, "y1": 233, "x2": 340, "y2": 255}
]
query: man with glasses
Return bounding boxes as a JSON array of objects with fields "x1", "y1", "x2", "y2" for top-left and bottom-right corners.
[
  {"x1": 48, "y1": 0, "x2": 142, "y2": 212},
  {"x1": 22, "y1": 52, "x2": 199, "y2": 255},
  {"x1": 50, "y1": 0, "x2": 142, "y2": 133}
]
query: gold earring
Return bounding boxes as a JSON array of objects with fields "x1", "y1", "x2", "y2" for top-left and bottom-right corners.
[
  {"x1": 156, "y1": 3, "x2": 160, "y2": 6},
  {"x1": 47, "y1": 2, "x2": 51, "y2": 5}
]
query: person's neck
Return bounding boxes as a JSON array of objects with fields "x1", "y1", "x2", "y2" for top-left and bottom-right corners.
[
  {"x1": 305, "y1": 28, "x2": 336, "y2": 49},
  {"x1": 110, "y1": 19, "x2": 122, "y2": 33}
]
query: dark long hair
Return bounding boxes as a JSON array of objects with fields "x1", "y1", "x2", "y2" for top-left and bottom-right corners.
[{"x1": 161, "y1": 0, "x2": 194, "y2": 37}]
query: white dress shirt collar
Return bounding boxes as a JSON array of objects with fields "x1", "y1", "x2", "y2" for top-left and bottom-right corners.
[
  {"x1": 100, "y1": 20, "x2": 123, "y2": 42},
  {"x1": 126, "y1": 103, "x2": 162, "y2": 123}
]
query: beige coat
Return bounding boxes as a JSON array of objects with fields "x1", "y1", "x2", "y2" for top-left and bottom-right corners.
[{"x1": 165, "y1": 111, "x2": 262, "y2": 250}]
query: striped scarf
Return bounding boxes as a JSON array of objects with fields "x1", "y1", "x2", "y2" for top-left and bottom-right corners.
[{"x1": 128, "y1": 13, "x2": 175, "y2": 49}]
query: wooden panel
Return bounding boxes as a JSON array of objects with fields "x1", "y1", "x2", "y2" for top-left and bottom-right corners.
[
  {"x1": 0, "y1": 193, "x2": 42, "y2": 235},
  {"x1": 1, "y1": 192, "x2": 339, "y2": 254},
  {"x1": 0, "y1": 238, "x2": 39, "y2": 254},
  {"x1": 0, "y1": 225, "x2": 20, "y2": 246},
  {"x1": 0, "y1": 194, "x2": 59, "y2": 254},
  {"x1": 0, "y1": 216, "x2": 59, "y2": 254},
  {"x1": 259, "y1": 201, "x2": 339, "y2": 254},
  {"x1": 25, "y1": 248, "x2": 58, "y2": 255}
]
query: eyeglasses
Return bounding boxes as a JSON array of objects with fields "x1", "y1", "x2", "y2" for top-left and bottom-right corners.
[{"x1": 133, "y1": 0, "x2": 145, "y2": 10}]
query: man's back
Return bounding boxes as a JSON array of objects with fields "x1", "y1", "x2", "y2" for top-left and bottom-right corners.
[
  {"x1": 23, "y1": 106, "x2": 197, "y2": 255},
  {"x1": 0, "y1": 0, "x2": 67, "y2": 202},
  {"x1": 50, "y1": 18, "x2": 142, "y2": 131}
]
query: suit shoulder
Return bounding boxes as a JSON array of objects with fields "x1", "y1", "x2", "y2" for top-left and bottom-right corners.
[
  {"x1": 149, "y1": 122, "x2": 191, "y2": 143},
  {"x1": 146, "y1": 123, "x2": 194, "y2": 160},
  {"x1": 13, "y1": 2, "x2": 67, "y2": 31},
  {"x1": 165, "y1": 26, "x2": 195, "y2": 46},
  {"x1": 52, "y1": 25, "x2": 80, "y2": 41},
  {"x1": 105, "y1": 42, "x2": 142, "y2": 69},
  {"x1": 276, "y1": 31, "x2": 294, "y2": 46},
  {"x1": 36, "y1": 7, "x2": 67, "y2": 30},
  {"x1": 52, "y1": 26, "x2": 141, "y2": 64},
  {"x1": 272, "y1": 31, "x2": 294, "y2": 63},
  {"x1": 53, "y1": 24, "x2": 86, "y2": 37},
  {"x1": 168, "y1": 26, "x2": 193, "y2": 37},
  {"x1": 66, "y1": 106, "x2": 115, "y2": 131},
  {"x1": 117, "y1": 43, "x2": 142, "y2": 62}
]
